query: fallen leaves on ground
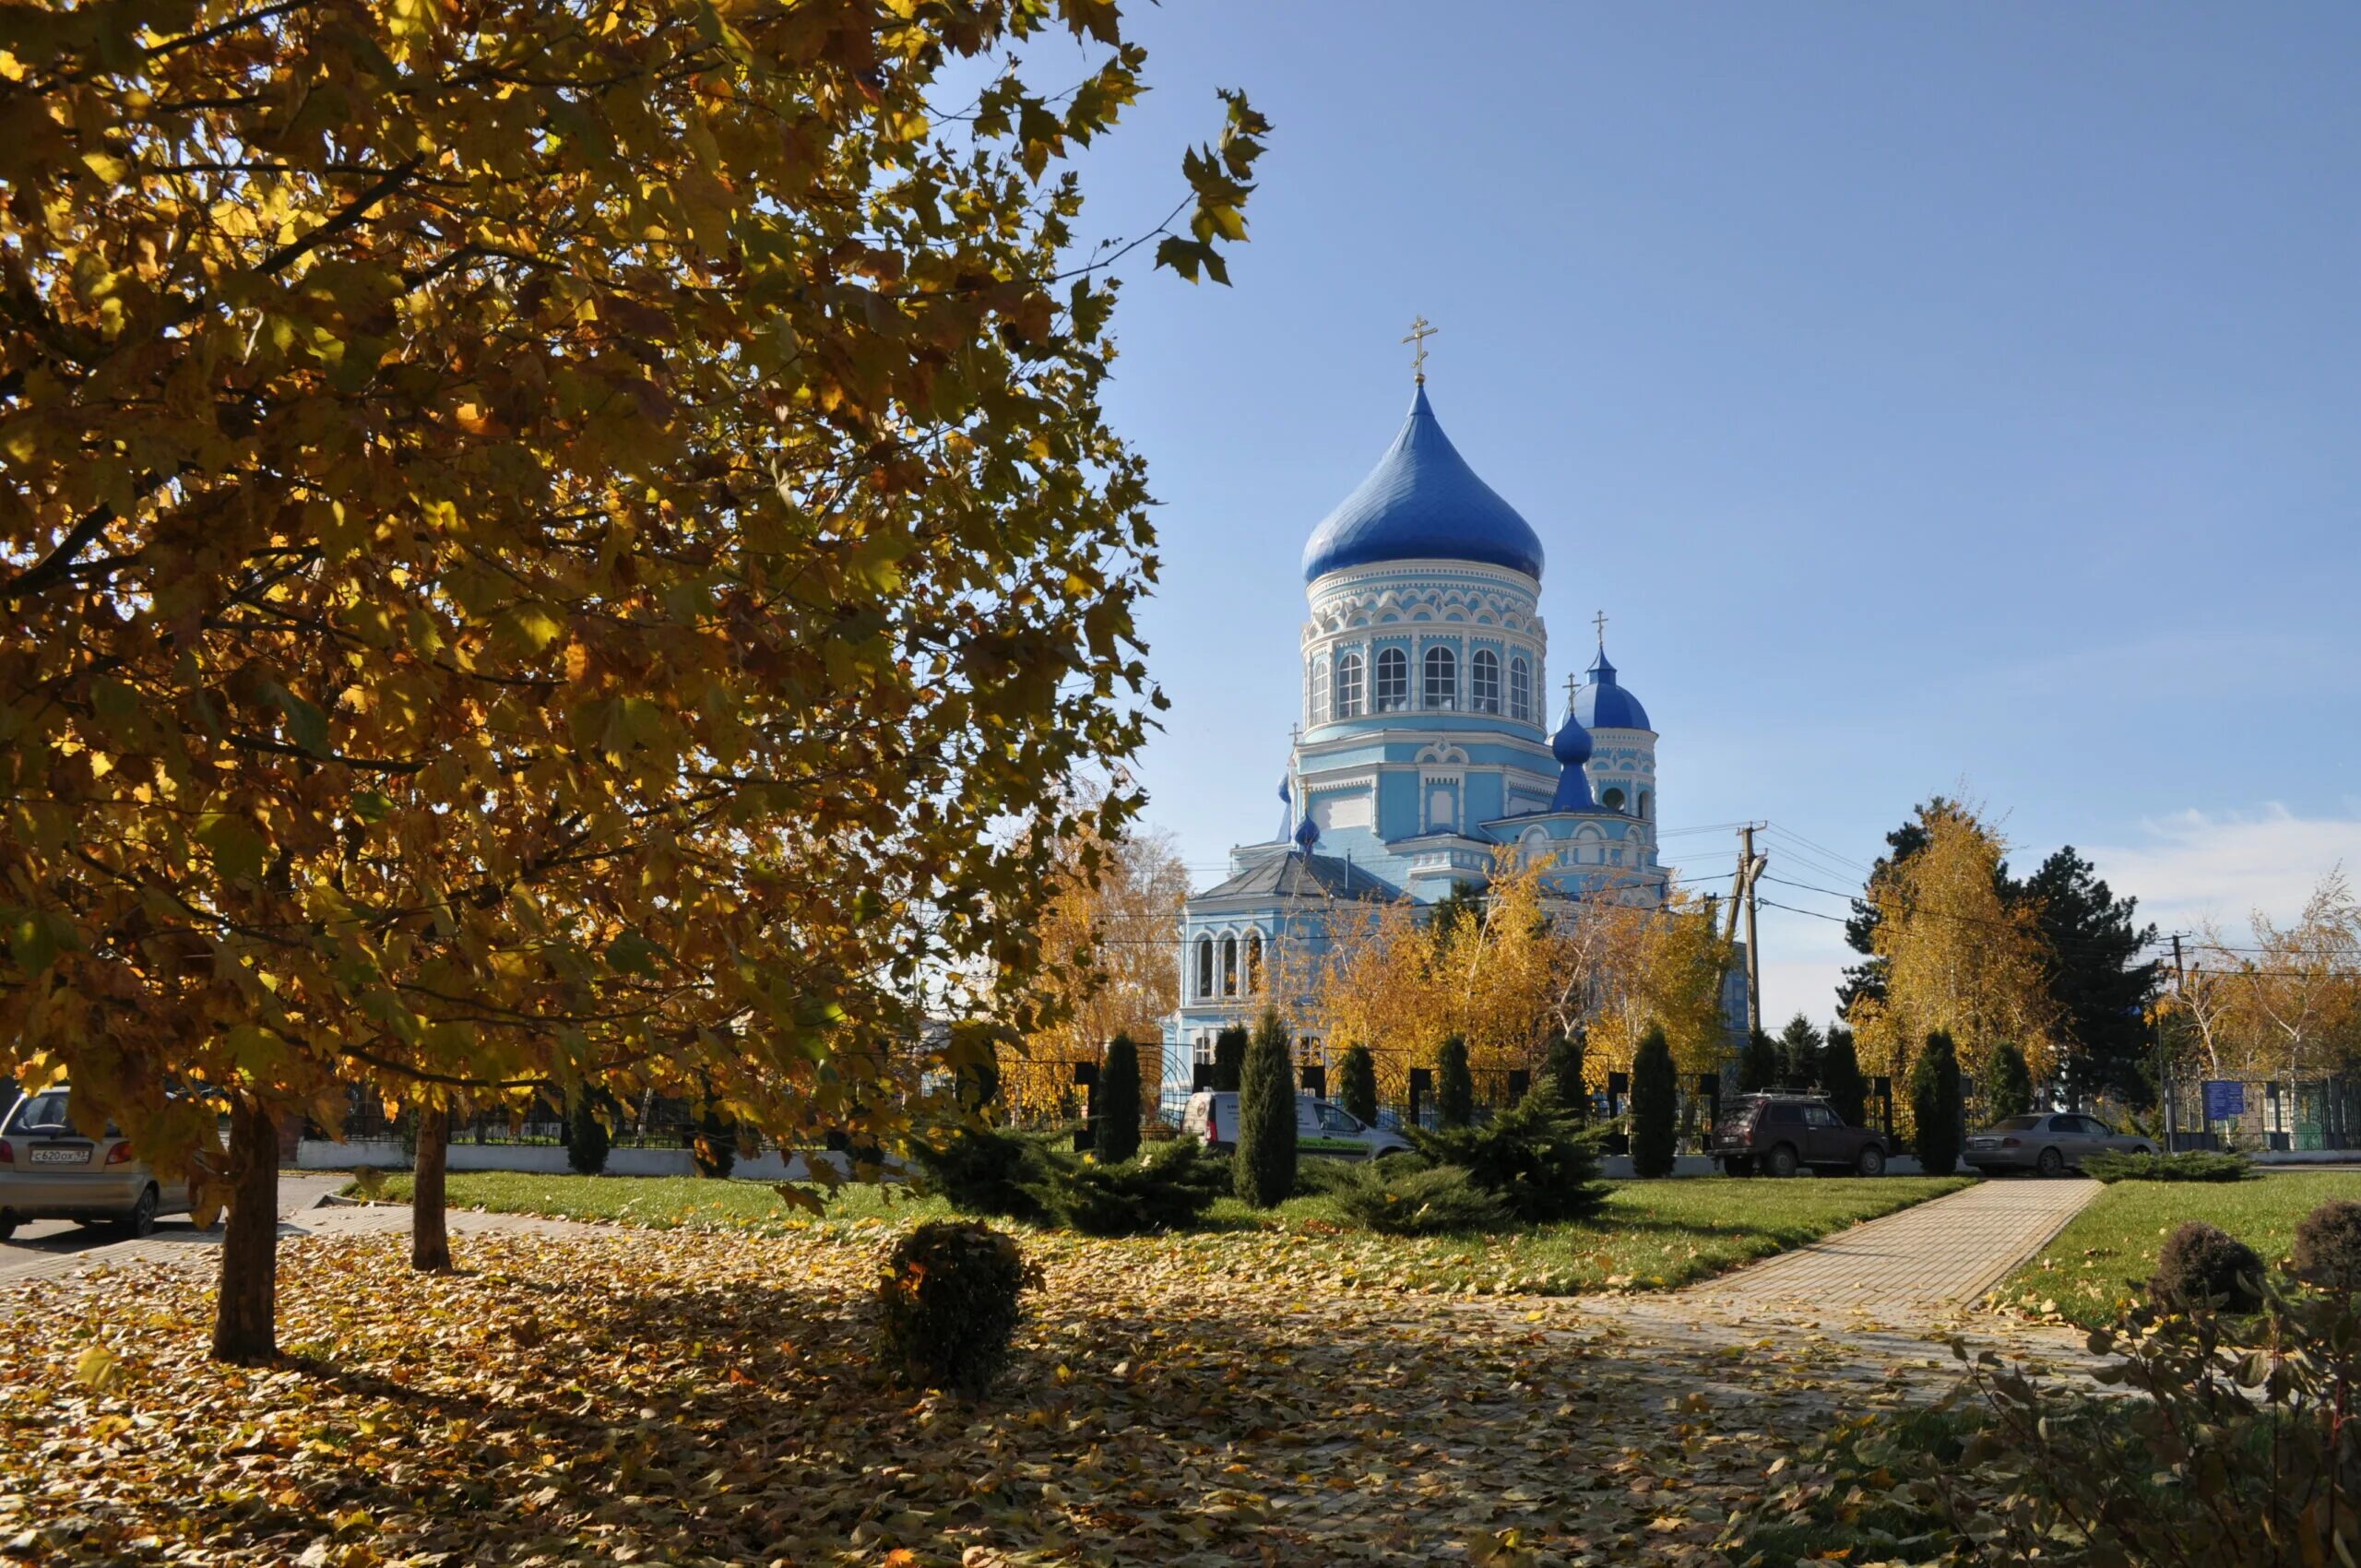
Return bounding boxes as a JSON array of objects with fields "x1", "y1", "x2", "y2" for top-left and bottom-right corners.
[{"x1": 0, "y1": 1225, "x2": 1964, "y2": 1566}]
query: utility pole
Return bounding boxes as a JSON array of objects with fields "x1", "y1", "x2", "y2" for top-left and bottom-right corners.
[{"x1": 1726, "y1": 825, "x2": 1768, "y2": 1037}]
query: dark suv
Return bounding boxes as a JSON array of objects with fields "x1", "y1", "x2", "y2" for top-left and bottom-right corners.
[{"x1": 1710, "y1": 1093, "x2": 1895, "y2": 1177}]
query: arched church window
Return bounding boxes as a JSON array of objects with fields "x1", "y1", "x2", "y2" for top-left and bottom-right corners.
[
  {"x1": 1220, "y1": 934, "x2": 1239, "y2": 997},
  {"x1": 1373, "y1": 647, "x2": 1408, "y2": 712},
  {"x1": 1509, "y1": 656, "x2": 1531, "y2": 721},
  {"x1": 1638, "y1": 790, "x2": 1651, "y2": 820},
  {"x1": 1470, "y1": 649, "x2": 1501, "y2": 714},
  {"x1": 1195, "y1": 936, "x2": 1214, "y2": 999},
  {"x1": 1601, "y1": 786, "x2": 1627, "y2": 814},
  {"x1": 1245, "y1": 931, "x2": 1264, "y2": 993},
  {"x1": 1422, "y1": 645, "x2": 1456, "y2": 709},
  {"x1": 1335, "y1": 652, "x2": 1364, "y2": 718},
  {"x1": 1310, "y1": 654, "x2": 1331, "y2": 725}
]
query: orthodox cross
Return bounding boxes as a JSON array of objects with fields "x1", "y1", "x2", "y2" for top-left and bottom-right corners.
[
  {"x1": 1401, "y1": 315, "x2": 1438, "y2": 383},
  {"x1": 1593, "y1": 609, "x2": 1608, "y2": 648}
]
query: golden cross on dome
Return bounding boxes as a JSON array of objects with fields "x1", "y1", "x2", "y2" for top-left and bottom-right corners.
[
  {"x1": 1593, "y1": 609, "x2": 1608, "y2": 647},
  {"x1": 1401, "y1": 314, "x2": 1438, "y2": 383}
]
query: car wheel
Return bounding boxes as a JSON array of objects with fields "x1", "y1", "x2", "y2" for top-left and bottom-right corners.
[
  {"x1": 1856, "y1": 1144, "x2": 1886, "y2": 1177},
  {"x1": 1763, "y1": 1143, "x2": 1798, "y2": 1179},
  {"x1": 120, "y1": 1184, "x2": 160, "y2": 1239},
  {"x1": 1721, "y1": 1156, "x2": 1755, "y2": 1177},
  {"x1": 2035, "y1": 1146, "x2": 2064, "y2": 1177}
]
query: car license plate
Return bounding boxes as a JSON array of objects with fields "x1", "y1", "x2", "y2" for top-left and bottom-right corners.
[{"x1": 29, "y1": 1146, "x2": 87, "y2": 1165}]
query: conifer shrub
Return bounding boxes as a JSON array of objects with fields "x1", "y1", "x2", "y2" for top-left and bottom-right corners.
[
  {"x1": 1545, "y1": 1030, "x2": 1587, "y2": 1121},
  {"x1": 1234, "y1": 1008, "x2": 1297, "y2": 1206},
  {"x1": 877, "y1": 1220, "x2": 1035, "y2": 1397},
  {"x1": 1029, "y1": 1139, "x2": 1227, "y2": 1237},
  {"x1": 1327, "y1": 1161, "x2": 1510, "y2": 1236},
  {"x1": 1980, "y1": 1040, "x2": 2034, "y2": 1123},
  {"x1": 1909, "y1": 1031, "x2": 1963, "y2": 1176},
  {"x1": 564, "y1": 1091, "x2": 611, "y2": 1176},
  {"x1": 1435, "y1": 1035, "x2": 1474, "y2": 1128},
  {"x1": 1738, "y1": 1028, "x2": 1781, "y2": 1093},
  {"x1": 1338, "y1": 1043, "x2": 1379, "y2": 1127},
  {"x1": 1412, "y1": 1087, "x2": 1607, "y2": 1222},
  {"x1": 2151, "y1": 1220, "x2": 2263, "y2": 1315},
  {"x1": 2081, "y1": 1148, "x2": 2248, "y2": 1183},
  {"x1": 1212, "y1": 1026, "x2": 1248, "y2": 1092},
  {"x1": 1628, "y1": 1026, "x2": 1679, "y2": 1178},
  {"x1": 693, "y1": 1099, "x2": 737, "y2": 1179},
  {"x1": 1821, "y1": 1027, "x2": 1869, "y2": 1126},
  {"x1": 2293, "y1": 1198, "x2": 2361, "y2": 1292},
  {"x1": 1095, "y1": 1033, "x2": 1143, "y2": 1164},
  {"x1": 908, "y1": 1123, "x2": 1060, "y2": 1221}
]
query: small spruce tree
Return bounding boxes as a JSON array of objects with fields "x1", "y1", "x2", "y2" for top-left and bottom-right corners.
[
  {"x1": 1911, "y1": 1030, "x2": 1964, "y2": 1175},
  {"x1": 1775, "y1": 1014, "x2": 1824, "y2": 1088},
  {"x1": 1234, "y1": 1008, "x2": 1298, "y2": 1206},
  {"x1": 1545, "y1": 1029, "x2": 1588, "y2": 1122},
  {"x1": 1821, "y1": 1027, "x2": 1869, "y2": 1126},
  {"x1": 1096, "y1": 1033, "x2": 1143, "y2": 1164},
  {"x1": 1738, "y1": 1028, "x2": 1781, "y2": 1092},
  {"x1": 1212, "y1": 1026, "x2": 1248, "y2": 1092},
  {"x1": 1338, "y1": 1043, "x2": 1379, "y2": 1127},
  {"x1": 1981, "y1": 1040, "x2": 2034, "y2": 1124},
  {"x1": 1629, "y1": 1026, "x2": 1679, "y2": 1178},
  {"x1": 565, "y1": 1090, "x2": 611, "y2": 1176},
  {"x1": 1436, "y1": 1035, "x2": 1475, "y2": 1128}
]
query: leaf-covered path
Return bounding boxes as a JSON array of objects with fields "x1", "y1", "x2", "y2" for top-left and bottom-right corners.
[{"x1": 0, "y1": 1187, "x2": 2111, "y2": 1566}]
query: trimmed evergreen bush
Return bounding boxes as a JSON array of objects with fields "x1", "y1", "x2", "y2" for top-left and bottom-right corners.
[
  {"x1": 1545, "y1": 1029, "x2": 1587, "y2": 1121},
  {"x1": 908, "y1": 1123, "x2": 1060, "y2": 1221},
  {"x1": 2294, "y1": 1198, "x2": 2361, "y2": 1292},
  {"x1": 2151, "y1": 1220, "x2": 2263, "y2": 1315},
  {"x1": 1338, "y1": 1043, "x2": 1379, "y2": 1127},
  {"x1": 1821, "y1": 1027, "x2": 1868, "y2": 1126},
  {"x1": 877, "y1": 1220, "x2": 1034, "y2": 1396},
  {"x1": 1738, "y1": 1028, "x2": 1780, "y2": 1093},
  {"x1": 1030, "y1": 1139, "x2": 1227, "y2": 1237},
  {"x1": 1233, "y1": 1008, "x2": 1297, "y2": 1206},
  {"x1": 1095, "y1": 1033, "x2": 1143, "y2": 1164},
  {"x1": 564, "y1": 1091, "x2": 611, "y2": 1176},
  {"x1": 2081, "y1": 1148, "x2": 2248, "y2": 1184},
  {"x1": 1628, "y1": 1026, "x2": 1678, "y2": 1178},
  {"x1": 1212, "y1": 1026, "x2": 1248, "y2": 1092},
  {"x1": 1411, "y1": 1087, "x2": 1607, "y2": 1222},
  {"x1": 1775, "y1": 1014, "x2": 1823, "y2": 1088},
  {"x1": 1435, "y1": 1035, "x2": 1474, "y2": 1128},
  {"x1": 1981, "y1": 1040, "x2": 2034, "y2": 1123},
  {"x1": 1909, "y1": 1031, "x2": 1963, "y2": 1176},
  {"x1": 1327, "y1": 1161, "x2": 1510, "y2": 1236},
  {"x1": 693, "y1": 1098, "x2": 737, "y2": 1179}
]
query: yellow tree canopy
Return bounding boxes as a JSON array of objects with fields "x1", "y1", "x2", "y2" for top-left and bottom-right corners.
[
  {"x1": 1565, "y1": 885, "x2": 1734, "y2": 1079},
  {"x1": 0, "y1": 1, "x2": 1265, "y2": 1168}
]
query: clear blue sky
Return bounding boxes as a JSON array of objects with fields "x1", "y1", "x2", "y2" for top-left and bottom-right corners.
[{"x1": 1018, "y1": 3, "x2": 2361, "y2": 1021}]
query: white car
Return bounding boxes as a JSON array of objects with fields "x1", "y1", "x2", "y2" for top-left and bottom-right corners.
[
  {"x1": 1181, "y1": 1091, "x2": 1414, "y2": 1159},
  {"x1": 0, "y1": 1086, "x2": 209, "y2": 1239}
]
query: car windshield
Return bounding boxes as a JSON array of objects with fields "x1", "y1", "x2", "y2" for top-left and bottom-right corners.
[
  {"x1": 11, "y1": 1090, "x2": 70, "y2": 1132},
  {"x1": 1988, "y1": 1115, "x2": 2044, "y2": 1131}
]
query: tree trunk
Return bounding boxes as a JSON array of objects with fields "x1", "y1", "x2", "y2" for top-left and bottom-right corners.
[
  {"x1": 210, "y1": 1097, "x2": 280, "y2": 1364},
  {"x1": 410, "y1": 1100, "x2": 452, "y2": 1273}
]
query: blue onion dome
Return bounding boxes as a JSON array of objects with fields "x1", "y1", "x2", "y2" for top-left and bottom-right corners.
[
  {"x1": 1292, "y1": 813, "x2": 1322, "y2": 853},
  {"x1": 1573, "y1": 646, "x2": 1652, "y2": 731},
  {"x1": 1301, "y1": 385, "x2": 1547, "y2": 583},
  {"x1": 1549, "y1": 704, "x2": 1597, "y2": 813}
]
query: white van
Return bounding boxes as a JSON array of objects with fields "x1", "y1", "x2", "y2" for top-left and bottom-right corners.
[{"x1": 1181, "y1": 1091, "x2": 1413, "y2": 1159}]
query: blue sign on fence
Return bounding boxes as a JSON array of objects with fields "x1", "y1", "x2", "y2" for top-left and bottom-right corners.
[{"x1": 2202, "y1": 1080, "x2": 2247, "y2": 1122}]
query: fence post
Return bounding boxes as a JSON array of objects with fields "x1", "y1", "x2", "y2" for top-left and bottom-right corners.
[{"x1": 1407, "y1": 1067, "x2": 1431, "y2": 1130}]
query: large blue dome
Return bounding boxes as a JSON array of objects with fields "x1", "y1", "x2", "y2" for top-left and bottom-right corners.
[
  {"x1": 1301, "y1": 385, "x2": 1546, "y2": 583},
  {"x1": 1573, "y1": 647, "x2": 1652, "y2": 731}
]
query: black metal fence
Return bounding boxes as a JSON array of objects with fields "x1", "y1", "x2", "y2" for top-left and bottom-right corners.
[
  {"x1": 2160, "y1": 1075, "x2": 2361, "y2": 1153},
  {"x1": 312, "y1": 1087, "x2": 720, "y2": 1150}
]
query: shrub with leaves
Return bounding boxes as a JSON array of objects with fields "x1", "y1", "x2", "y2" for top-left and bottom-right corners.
[
  {"x1": 1628, "y1": 1027, "x2": 1678, "y2": 1179},
  {"x1": 1027, "y1": 1139, "x2": 1227, "y2": 1238},
  {"x1": 1435, "y1": 1036, "x2": 1475, "y2": 1128},
  {"x1": 1410, "y1": 1088, "x2": 1607, "y2": 1223},
  {"x1": 1909, "y1": 1031, "x2": 1963, "y2": 1176},
  {"x1": 876, "y1": 1221, "x2": 1035, "y2": 1398},
  {"x1": 2081, "y1": 1148, "x2": 2249, "y2": 1184},
  {"x1": 564, "y1": 1092, "x2": 611, "y2": 1177},
  {"x1": 1234, "y1": 1009, "x2": 1297, "y2": 1207},
  {"x1": 907, "y1": 1124, "x2": 1059, "y2": 1223},
  {"x1": 1327, "y1": 1162, "x2": 1510, "y2": 1237},
  {"x1": 2152, "y1": 1220, "x2": 2263, "y2": 1315},
  {"x1": 1094, "y1": 1034, "x2": 1144, "y2": 1165},
  {"x1": 1338, "y1": 1044, "x2": 1380, "y2": 1127},
  {"x1": 2294, "y1": 1198, "x2": 2361, "y2": 1292}
]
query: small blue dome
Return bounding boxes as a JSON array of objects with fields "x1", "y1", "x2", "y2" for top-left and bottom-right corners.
[
  {"x1": 1549, "y1": 705, "x2": 1596, "y2": 812},
  {"x1": 1302, "y1": 385, "x2": 1546, "y2": 583},
  {"x1": 1574, "y1": 647, "x2": 1652, "y2": 731}
]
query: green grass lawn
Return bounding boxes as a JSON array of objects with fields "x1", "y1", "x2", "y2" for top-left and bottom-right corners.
[
  {"x1": 360, "y1": 1169, "x2": 1971, "y2": 1296},
  {"x1": 1993, "y1": 1170, "x2": 2361, "y2": 1328}
]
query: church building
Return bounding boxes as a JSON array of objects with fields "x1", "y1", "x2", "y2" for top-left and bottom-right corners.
[{"x1": 1163, "y1": 338, "x2": 1680, "y2": 1103}]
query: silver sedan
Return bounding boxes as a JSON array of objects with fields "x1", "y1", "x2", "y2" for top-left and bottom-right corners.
[
  {"x1": 1964, "y1": 1112, "x2": 2157, "y2": 1176},
  {"x1": 0, "y1": 1087, "x2": 203, "y2": 1239}
]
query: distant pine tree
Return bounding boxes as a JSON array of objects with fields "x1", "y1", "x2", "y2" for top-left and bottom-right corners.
[
  {"x1": 1338, "y1": 1043, "x2": 1379, "y2": 1127},
  {"x1": 1544, "y1": 1029, "x2": 1588, "y2": 1123},
  {"x1": 1821, "y1": 1028, "x2": 1869, "y2": 1127},
  {"x1": 1095, "y1": 1033, "x2": 1143, "y2": 1164},
  {"x1": 1911, "y1": 1031, "x2": 1964, "y2": 1175},
  {"x1": 1629, "y1": 1026, "x2": 1679, "y2": 1179},
  {"x1": 1775, "y1": 1014, "x2": 1825, "y2": 1088},
  {"x1": 1981, "y1": 1040, "x2": 2034, "y2": 1124},
  {"x1": 1738, "y1": 1028, "x2": 1781, "y2": 1093},
  {"x1": 1435, "y1": 1035, "x2": 1475, "y2": 1128},
  {"x1": 1235, "y1": 1008, "x2": 1298, "y2": 1207}
]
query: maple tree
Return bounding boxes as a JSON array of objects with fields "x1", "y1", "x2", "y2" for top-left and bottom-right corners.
[{"x1": 0, "y1": 0, "x2": 1264, "y2": 1360}]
